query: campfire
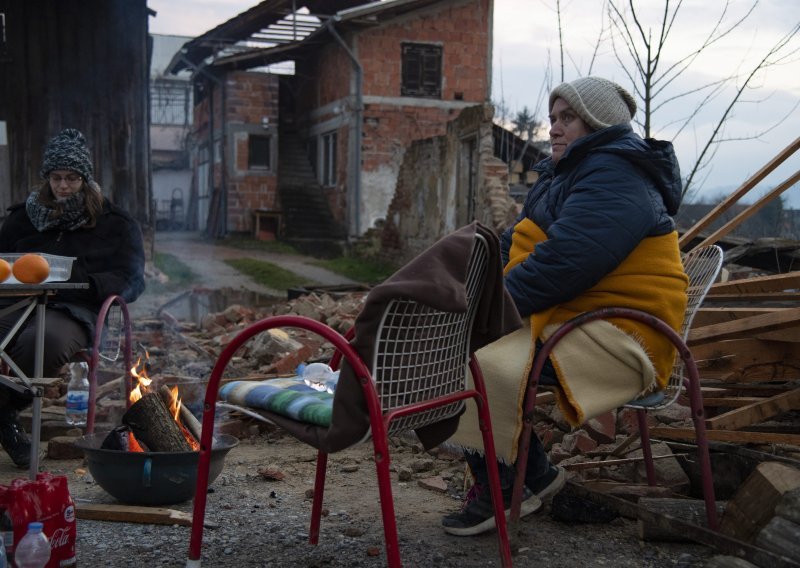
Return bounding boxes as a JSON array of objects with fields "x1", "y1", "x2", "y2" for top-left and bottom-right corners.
[{"x1": 103, "y1": 354, "x2": 202, "y2": 453}]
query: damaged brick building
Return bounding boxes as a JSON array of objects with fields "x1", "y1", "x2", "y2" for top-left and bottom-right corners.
[{"x1": 165, "y1": 0, "x2": 538, "y2": 256}]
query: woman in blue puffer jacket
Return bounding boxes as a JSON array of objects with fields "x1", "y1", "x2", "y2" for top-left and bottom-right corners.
[{"x1": 443, "y1": 77, "x2": 689, "y2": 536}]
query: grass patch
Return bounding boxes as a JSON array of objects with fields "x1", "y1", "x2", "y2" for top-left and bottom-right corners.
[
  {"x1": 152, "y1": 252, "x2": 197, "y2": 292},
  {"x1": 219, "y1": 236, "x2": 299, "y2": 255},
  {"x1": 224, "y1": 258, "x2": 312, "y2": 290},
  {"x1": 313, "y1": 257, "x2": 396, "y2": 285}
]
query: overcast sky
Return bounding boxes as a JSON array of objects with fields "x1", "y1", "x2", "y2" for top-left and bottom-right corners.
[{"x1": 148, "y1": 0, "x2": 799, "y2": 208}]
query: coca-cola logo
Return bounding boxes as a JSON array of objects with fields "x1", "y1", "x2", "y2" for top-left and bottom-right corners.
[
  {"x1": 64, "y1": 505, "x2": 75, "y2": 523},
  {"x1": 49, "y1": 526, "x2": 71, "y2": 549}
]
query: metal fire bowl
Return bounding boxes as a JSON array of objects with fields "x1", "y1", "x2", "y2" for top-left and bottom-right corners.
[{"x1": 74, "y1": 433, "x2": 239, "y2": 506}]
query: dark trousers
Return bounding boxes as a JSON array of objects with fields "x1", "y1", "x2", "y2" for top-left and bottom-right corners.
[
  {"x1": 0, "y1": 308, "x2": 90, "y2": 411},
  {"x1": 465, "y1": 351, "x2": 559, "y2": 490}
]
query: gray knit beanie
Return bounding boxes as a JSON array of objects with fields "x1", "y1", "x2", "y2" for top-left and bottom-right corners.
[
  {"x1": 40, "y1": 128, "x2": 94, "y2": 182},
  {"x1": 549, "y1": 77, "x2": 637, "y2": 131}
]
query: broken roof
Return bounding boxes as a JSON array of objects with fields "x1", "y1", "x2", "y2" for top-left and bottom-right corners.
[{"x1": 165, "y1": 0, "x2": 452, "y2": 75}]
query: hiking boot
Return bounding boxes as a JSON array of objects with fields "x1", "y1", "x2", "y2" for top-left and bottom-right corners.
[
  {"x1": 527, "y1": 464, "x2": 566, "y2": 502},
  {"x1": 0, "y1": 410, "x2": 32, "y2": 468},
  {"x1": 441, "y1": 483, "x2": 542, "y2": 536}
]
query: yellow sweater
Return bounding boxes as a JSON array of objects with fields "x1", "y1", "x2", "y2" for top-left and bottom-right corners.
[{"x1": 507, "y1": 218, "x2": 688, "y2": 424}]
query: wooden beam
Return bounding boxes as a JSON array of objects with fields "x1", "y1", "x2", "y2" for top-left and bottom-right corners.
[
  {"x1": 707, "y1": 272, "x2": 800, "y2": 295},
  {"x1": 75, "y1": 503, "x2": 192, "y2": 526},
  {"x1": 695, "y1": 169, "x2": 800, "y2": 249},
  {"x1": 688, "y1": 307, "x2": 800, "y2": 346},
  {"x1": 650, "y1": 427, "x2": 800, "y2": 446},
  {"x1": 703, "y1": 292, "x2": 800, "y2": 303},
  {"x1": 692, "y1": 340, "x2": 800, "y2": 383},
  {"x1": 694, "y1": 307, "x2": 789, "y2": 327},
  {"x1": 703, "y1": 397, "x2": 767, "y2": 408},
  {"x1": 705, "y1": 388, "x2": 800, "y2": 430},
  {"x1": 679, "y1": 136, "x2": 800, "y2": 248}
]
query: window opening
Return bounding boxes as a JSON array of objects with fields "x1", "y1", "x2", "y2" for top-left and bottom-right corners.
[{"x1": 401, "y1": 43, "x2": 442, "y2": 98}]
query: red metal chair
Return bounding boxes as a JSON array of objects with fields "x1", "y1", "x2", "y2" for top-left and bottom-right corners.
[
  {"x1": 187, "y1": 233, "x2": 513, "y2": 567},
  {"x1": 510, "y1": 244, "x2": 724, "y2": 530},
  {"x1": 80, "y1": 294, "x2": 134, "y2": 434}
]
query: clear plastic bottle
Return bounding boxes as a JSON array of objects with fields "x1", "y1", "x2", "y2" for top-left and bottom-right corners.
[
  {"x1": 0, "y1": 508, "x2": 12, "y2": 567},
  {"x1": 13, "y1": 522, "x2": 50, "y2": 568},
  {"x1": 301, "y1": 362, "x2": 339, "y2": 393},
  {"x1": 0, "y1": 528, "x2": 7, "y2": 568},
  {"x1": 65, "y1": 361, "x2": 90, "y2": 427}
]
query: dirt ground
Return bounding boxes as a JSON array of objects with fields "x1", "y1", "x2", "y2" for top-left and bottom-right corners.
[{"x1": 1, "y1": 232, "x2": 717, "y2": 567}]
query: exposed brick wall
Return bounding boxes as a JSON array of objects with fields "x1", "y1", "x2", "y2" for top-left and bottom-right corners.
[
  {"x1": 192, "y1": 72, "x2": 281, "y2": 233},
  {"x1": 379, "y1": 104, "x2": 517, "y2": 264},
  {"x1": 358, "y1": 0, "x2": 490, "y2": 102},
  {"x1": 293, "y1": 0, "x2": 491, "y2": 235}
]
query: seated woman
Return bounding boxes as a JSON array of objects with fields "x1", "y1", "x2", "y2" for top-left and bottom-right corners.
[
  {"x1": 442, "y1": 77, "x2": 688, "y2": 535},
  {"x1": 0, "y1": 128, "x2": 145, "y2": 467}
]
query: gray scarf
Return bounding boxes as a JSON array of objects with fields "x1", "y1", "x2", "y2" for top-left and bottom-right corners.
[{"x1": 26, "y1": 190, "x2": 90, "y2": 232}]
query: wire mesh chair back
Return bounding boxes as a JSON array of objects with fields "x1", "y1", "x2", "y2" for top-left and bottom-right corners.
[
  {"x1": 97, "y1": 303, "x2": 124, "y2": 363},
  {"x1": 626, "y1": 244, "x2": 723, "y2": 410},
  {"x1": 372, "y1": 234, "x2": 489, "y2": 437}
]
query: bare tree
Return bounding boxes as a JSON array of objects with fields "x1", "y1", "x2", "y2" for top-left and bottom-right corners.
[{"x1": 607, "y1": 0, "x2": 800, "y2": 197}]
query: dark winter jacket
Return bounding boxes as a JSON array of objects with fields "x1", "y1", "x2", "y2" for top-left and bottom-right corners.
[
  {"x1": 0, "y1": 199, "x2": 146, "y2": 338},
  {"x1": 500, "y1": 124, "x2": 683, "y2": 317}
]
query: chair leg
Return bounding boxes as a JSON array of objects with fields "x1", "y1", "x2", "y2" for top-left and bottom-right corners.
[
  {"x1": 309, "y1": 451, "x2": 328, "y2": 545},
  {"x1": 187, "y1": 421, "x2": 215, "y2": 565},
  {"x1": 477, "y1": 402, "x2": 513, "y2": 567},
  {"x1": 637, "y1": 410, "x2": 657, "y2": 486},
  {"x1": 372, "y1": 434, "x2": 402, "y2": 568},
  {"x1": 684, "y1": 376, "x2": 719, "y2": 530}
]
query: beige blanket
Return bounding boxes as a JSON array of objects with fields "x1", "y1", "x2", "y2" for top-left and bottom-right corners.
[{"x1": 450, "y1": 319, "x2": 653, "y2": 461}]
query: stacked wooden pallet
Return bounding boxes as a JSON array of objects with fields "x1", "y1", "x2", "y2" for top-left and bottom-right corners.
[{"x1": 652, "y1": 137, "x2": 800, "y2": 446}]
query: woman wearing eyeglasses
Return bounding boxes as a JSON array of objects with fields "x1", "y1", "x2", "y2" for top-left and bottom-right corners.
[{"x1": 0, "y1": 128, "x2": 145, "y2": 467}]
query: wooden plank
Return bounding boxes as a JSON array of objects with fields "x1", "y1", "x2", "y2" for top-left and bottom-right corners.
[
  {"x1": 693, "y1": 307, "x2": 789, "y2": 328},
  {"x1": 679, "y1": 136, "x2": 800, "y2": 248},
  {"x1": 638, "y1": 498, "x2": 726, "y2": 542},
  {"x1": 567, "y1": 481, "x2": 800, "y2": 568},
  {"x1": 75, "y1": 503, "x2": 192, "y2": 526},
  {"x1": 695, "y1": 169, "x2": 800, "y2": 249},
  {"x1": 650, "y1": 427, "x2": 800, "y2": 446},
  {"x1": 707, "y1": 272, "x2": 800, "y2": 295},
  {"x1": 705, "y1": 388, "x2": 800, "y2": 430},
  {"x1": 692, "y1": 340, "x2": 800, "y2": 383},
  {"x1": 719, "y1": 462, "x2": 800, "y2": 544},
  {"x1": 703, "y1": 292, "x2": 800, "y2": 303},
  {"x1": 703, "y1": 397, "x2": 767, "y2": 408},
  {"x1": 688, "y1": 307, "x2": 800, "y2": 346},
  {"x1": 563, "y1": 453, "x2": 686, "y2": 471}
]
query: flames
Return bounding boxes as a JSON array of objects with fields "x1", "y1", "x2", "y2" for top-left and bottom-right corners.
[{"x1": 128, "y1": 353, "x2": 200, "y2": 452}]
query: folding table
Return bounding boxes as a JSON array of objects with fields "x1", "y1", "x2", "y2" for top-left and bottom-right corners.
[{"x1": 0, "y1": 282, "x2": 88, "y2": 478}]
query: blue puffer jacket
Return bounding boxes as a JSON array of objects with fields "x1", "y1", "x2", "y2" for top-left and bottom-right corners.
[{"x1": 501, "y1": 124, "x2": 683, "y2": 318}]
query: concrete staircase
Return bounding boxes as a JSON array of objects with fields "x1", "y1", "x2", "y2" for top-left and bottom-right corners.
[{"x1": 278, "y1": 128, "x2": 347, "y2": 257}]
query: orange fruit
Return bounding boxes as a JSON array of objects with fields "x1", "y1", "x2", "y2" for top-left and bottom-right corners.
[
  {"x1": 12, "y1": 254, "x2": 50, "y2": 284},
  {"x1": 0, "y1": 259, "x2": 10, "y2": 283}
]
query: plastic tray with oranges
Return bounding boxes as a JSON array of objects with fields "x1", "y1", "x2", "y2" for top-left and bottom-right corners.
[{"x1": 0, "y1": 253, "x2": 76, "y2": 284}]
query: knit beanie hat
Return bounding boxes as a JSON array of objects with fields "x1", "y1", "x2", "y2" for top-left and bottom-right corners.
[
  {"x1": 549, "y1": 77, "x2": 637, "y2": 131},
  {"x1": 40, "y1": 128, "x2": 94, "y2": 182}
]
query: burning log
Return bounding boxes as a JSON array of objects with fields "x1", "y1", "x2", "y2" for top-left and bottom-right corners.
[
  {"x1": 122, "y1": 392, "x2": 192, "y2": 452},
  {"x1": 158, "y1": 384, "x2": 203, "y2": 443}
]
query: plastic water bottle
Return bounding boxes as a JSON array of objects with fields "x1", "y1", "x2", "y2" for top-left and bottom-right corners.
[
  {"x1": 65, "y1": 361, "x2": 90, "y2": 427},
  {"x1": 13, "y1": 522, "x2": 50, "y2": 568},
  {"x1": 0, "y1": 529, "x2": 7, "y2": 568},
  {"x1": 1, "y1": 507, "x2": 12, "y2": 567}
]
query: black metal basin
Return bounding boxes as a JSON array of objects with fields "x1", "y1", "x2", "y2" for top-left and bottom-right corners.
[{"x1": 74, "y1": 433, "x2": 239, "y2": 506}]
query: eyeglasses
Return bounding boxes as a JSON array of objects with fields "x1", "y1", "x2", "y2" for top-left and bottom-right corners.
[{"x1": 49, "y1": 174, "x2": 83, "y2": 184}]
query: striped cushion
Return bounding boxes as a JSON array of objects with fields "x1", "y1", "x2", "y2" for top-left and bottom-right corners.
[{"x1": 219, "y1": 377, "x2": 335, "y2": 427}]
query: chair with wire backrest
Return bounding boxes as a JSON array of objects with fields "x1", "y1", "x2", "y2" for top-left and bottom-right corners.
[
  {"x1": 509, "y1": 244, "x2": 724, "y2": 530},
  {"x1": 187, "y1": 232, "x2": 513, "y2": 568},
  {"x1": 78, "y1": 294, "x2": 133, "y2": 433}
]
